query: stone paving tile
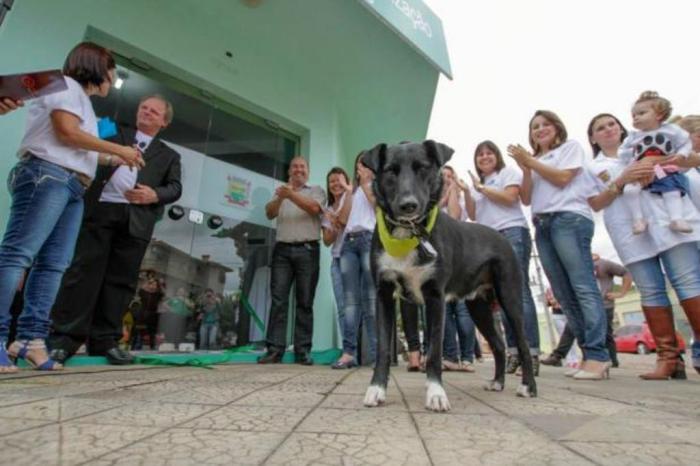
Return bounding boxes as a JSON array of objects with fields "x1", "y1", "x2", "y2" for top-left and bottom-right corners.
[
  {"x1": 0, "y1": 417, "x2": 52, "y2": 436},
  {"x1": 413, "y1": 413, "x2": 594, "y2": 465},
  {"x1": 154, "y1": 383, "x2": 266, "y2": 405},
  {"x1": 0, "y1": 393, "x2": 48, "y2": 407},
  {"x1": 403, "y1": 389, "x2": 499, "y2": 415},
  {"x1": 266, "y1": 432, "x2": 431, "y2": 466},
  {"x1": 270, "y1": 382, "x2": 339, "y2": 394},
  {"x1": 319, "y1": 393, "x2": 407, "y2": 412},
  {"x1": 562, "y1": 408, "x2": 700, "y2": 445},
  {"x1": 564, "y1": 441, "x2": 700, "y2": 465},
  {"x1": 233, "y1": 390, "x2": 324, "y2": 408},
  {"x1": 0, "y1": 397, "x2": 122, "y2": 422},
  {"x1": 182, "y1": 405, "x2": 311, "y2": 432},
  {"x1": 94, "y1": 429, "x2": 285, "y2": 465},
  {"x1": 297, "y1": 407, "x2": 417, "y2": 436},
  {"x1": 0, "y1": 422, "x2": 160, "y2": 465},
  {"x1": 70, "y1": 401, "x2": 214, "y2": 427}
]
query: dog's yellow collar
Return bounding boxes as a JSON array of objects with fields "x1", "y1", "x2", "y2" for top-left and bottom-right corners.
[{"x1": 376, "y1": 206, "x2": 439, "y2": 258}]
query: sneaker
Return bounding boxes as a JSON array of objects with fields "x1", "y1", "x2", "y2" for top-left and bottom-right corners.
[
  {"x1": 506, "y1": 354, "x2": 520, "y2": 374},
  {"x1": 670, "y1": 219, "x2": 693, "y2": 233},
  {"x1": 442, "y1": 359, "x2": 461, "y2": 371},
  {"x1": 459, "y1": 361, "x2": 476, "y2": 373},
  {"x1": 540, "y1": 353, "x2": 563, "y2": 367}
]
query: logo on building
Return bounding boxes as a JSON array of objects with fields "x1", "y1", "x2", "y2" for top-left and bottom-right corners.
[{"x1": 224, "y1": 175, "x2": 251, "y2": 207}]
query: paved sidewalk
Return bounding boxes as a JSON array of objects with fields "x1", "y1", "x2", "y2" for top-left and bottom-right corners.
[{"x1": 0, "y1": 354, "x2": 698, "y2": 465}]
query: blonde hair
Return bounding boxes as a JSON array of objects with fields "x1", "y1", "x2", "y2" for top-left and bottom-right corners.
[
  {"x1": 676, "y1": 115, "x2": 700, "y2": 135},
  {"x1": 635, "y1": 91, "x2": 672, "y2": 122}
]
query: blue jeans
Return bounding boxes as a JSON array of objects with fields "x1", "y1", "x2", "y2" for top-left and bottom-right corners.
[
  {"x1": 199, "y1": 323, "x2": 218, "y2": 349},
  {"x1": 443, "y1": 300, "x2": 475, "y2": 363},
  {"x1": 340, "y1": 230, "x2": 377, "y2": 361},
  {"x1": 534, "y1": 212, "x2": 609, "y2": 362},
  {"x1": 626, "y1": 242, "x2": 700, "y2": 365},
  {"x1": 0, "y1": 157, "x2": 85, "y2": 340},
  {"x1": 331, "y1": 257, "x2": 345, "y2": 340},
  {"x1": 499, "y1": 226, "x2": 540, "y2": 355}
]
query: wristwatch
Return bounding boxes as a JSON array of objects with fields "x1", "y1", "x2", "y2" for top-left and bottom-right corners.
[{"x1": 607, "y1": 181, "x2": 621, "y2": 195}]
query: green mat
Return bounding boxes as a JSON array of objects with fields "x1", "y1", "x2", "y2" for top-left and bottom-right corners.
[{"x1": 45, "y1": 346, "x2": 342, "y2": 368}]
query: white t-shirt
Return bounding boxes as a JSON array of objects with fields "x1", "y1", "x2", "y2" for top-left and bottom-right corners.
[
  {"x1": 99, "y1": 131, "x2": 152, "y2": 203},
  {"x1": 345, "y1": 186, "x2": 376, "y2": 233},
  {"x1": 471, "y1": 166, "x2": 528, "y2": 231},
  {"x1": 321, "y1": 192, "x2": 347, "y2": 258},
  {"x1": 618, "y1": 123, "x2": 692, "y2": 164},
  {"x1": 587, "y1": 155, "x2": 700, "y2": 266},
  {"x1": 685, "y1": 168, "x2": 700, "y2": 213},
  {"x1": 531, "y1": 140, "x2": 595, "y2": 220},
  {"x1": 17, "y1": 76, "x2": 99, "y2": 178}
]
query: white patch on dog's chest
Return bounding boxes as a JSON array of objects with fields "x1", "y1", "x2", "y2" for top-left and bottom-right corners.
[{"x1": 377, "y1": 250, "x2": 435, "y2": 304}]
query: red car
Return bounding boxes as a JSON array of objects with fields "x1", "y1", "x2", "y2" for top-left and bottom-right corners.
[{"x1": 614, "y1": 323, "x2": 686, "y2": 354}]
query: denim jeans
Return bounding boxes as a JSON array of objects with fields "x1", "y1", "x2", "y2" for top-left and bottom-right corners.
[
  {"x1": 626, "y1": 242, "x2": 700, "y2": 365},
  {"x1": 534, "y1": 212, "x2": 609, "y2": 362},
  {"x1": 0, "y1": 157, "x2": 85, "y2": 341},
  {"x1": 498, "y1": 226, "x2": 541, "y2": 355},
  {"x1": 330, "y1": 257, "x2": 345, "y2": 340},
  {"x1": 266, "y1": 241, "x2": 320, "y2": 353},
  {"x1": 443, "y1": 300, "x2": 476, "y2": 363},
  {"x1": 340, "y1": 230, "x2": 377, "y2": 361},
  {"x1": 199, "y1": 323, "x2": 218, "y2": 349}
]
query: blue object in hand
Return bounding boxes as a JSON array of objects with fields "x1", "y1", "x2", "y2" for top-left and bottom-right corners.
[{"x1": 98, "y1": 117, "x2": 117, "y2": 139}]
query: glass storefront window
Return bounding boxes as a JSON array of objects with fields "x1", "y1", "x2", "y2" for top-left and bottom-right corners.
[{"x1": 91, "y1": 60, "x2": 299, "y2": 353}]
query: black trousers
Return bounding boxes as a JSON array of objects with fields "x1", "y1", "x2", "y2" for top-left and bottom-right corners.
[
  {"x1": 50, "y1": 203, "x2": 149, "y2": 353},
  {"x1": 265, "y1": 241, "x2": 320, "y2": 353},
  {"x1": 553, "y1": 307, "x2": 618, "y2": 364}
]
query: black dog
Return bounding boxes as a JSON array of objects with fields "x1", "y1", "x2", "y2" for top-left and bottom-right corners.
[{"x1": 361, "y1": 140, "x2": 537, "y2": 412}]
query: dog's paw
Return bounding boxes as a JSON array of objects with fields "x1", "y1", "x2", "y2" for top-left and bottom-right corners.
[
  {"x1": 516, "y1": 384, "x2": 536, "y2": 398},
  {"x1": 483, "y1": 380, "x2": 504, "y2": 392},
  {"x1": 363, "y1": 385, "x2": 387, "y2": 407},
  {"x1": 425, "y1": 381, "x2": 451, "y2": 412}
]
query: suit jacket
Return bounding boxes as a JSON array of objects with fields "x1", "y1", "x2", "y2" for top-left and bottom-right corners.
[{"x1": 83, "y1": 126, "x2": 182, "y2": 241}]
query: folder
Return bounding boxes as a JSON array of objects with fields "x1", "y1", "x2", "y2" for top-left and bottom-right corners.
[{"x1": 0, "y1": 69, "x2": 68, "y2": 101}]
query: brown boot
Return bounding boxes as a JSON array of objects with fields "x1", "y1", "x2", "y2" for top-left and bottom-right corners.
[
  {"x1": 639, "y1": 306, "x2": 686, "y2": 380},
  {"x1": 680, "y1": 296, "x2": 700, "y2": 375}
]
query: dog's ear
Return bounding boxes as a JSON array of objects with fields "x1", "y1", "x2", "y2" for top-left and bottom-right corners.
[
  {"x1": 361, "y1": 143, "x2": 387, "y2": 174},
  {"x1": 423, "y1": 140, "x2": 454, "y2": 167}
]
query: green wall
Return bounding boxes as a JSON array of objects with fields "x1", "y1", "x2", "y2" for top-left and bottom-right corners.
[{"x1": 0, "y1": 0, "x2": 439, "y2": 351}]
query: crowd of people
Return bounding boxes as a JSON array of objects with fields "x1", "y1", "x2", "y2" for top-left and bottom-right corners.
[{"x1": 1, "y1": 42, "x2": 700, "y2": 384}]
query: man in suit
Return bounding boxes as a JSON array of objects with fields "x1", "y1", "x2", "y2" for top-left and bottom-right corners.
[{"x1": 48, "y1": 95, "x2": 182, "y2": 365}]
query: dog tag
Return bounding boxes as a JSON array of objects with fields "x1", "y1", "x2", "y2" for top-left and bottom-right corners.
[{"x1": 419, "y1": 239, "x2": 437, "y2": 259}]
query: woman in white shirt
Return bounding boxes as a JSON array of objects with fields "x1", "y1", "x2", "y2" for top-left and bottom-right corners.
[
  {"x1": 462, "y1": 140, "x2": 540, "y2": 375},
  {"x1": 332, "y1": 153, "x2": 377, "y2": 369},
  {"x1": 0, "y1": 42, "x2": 143, "y2": 373},
  {"x1": 508, "y1": 110, "x2": 610, "y2": 380},
  {"x1": 321, "y1": 167, "x2": 352, "y2": 351},
  {"x1": 587, "y1": 113, "x2": 700, "y2": 378}
]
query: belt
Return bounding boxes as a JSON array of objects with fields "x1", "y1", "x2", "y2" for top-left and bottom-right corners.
[
  {"x1": 278, "y1": 240, "x2": 319, "y2": 247},
  {"x1": 23, "y1": 153, "x2": 92, "y2": 188},
  {"x1": 345, "y1": 230, "x2": 372, "y2": 238}
]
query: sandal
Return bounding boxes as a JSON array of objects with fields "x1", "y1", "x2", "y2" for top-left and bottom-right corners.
[
  {"x1": 8, "y1": 339, "x2": 63, "y2": 371},
  {"x1": 0, "y1": 342, "x2": 18, "y2": 374}
]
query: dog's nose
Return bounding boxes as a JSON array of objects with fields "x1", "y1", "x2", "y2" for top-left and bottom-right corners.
[{"x1": 398, "y1": 200, "x2": 418, "y2": 215}]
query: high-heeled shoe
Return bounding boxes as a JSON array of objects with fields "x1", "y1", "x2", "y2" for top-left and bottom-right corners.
[
  {"x1": 572, "y1": 360, "x2": 610, "y2": 380},
  {"x1": 8, "y1": 339, "x2": 63, "y2": 371},
  {"x1": 0, "y1": 341, "x2": 18, "y2": 374}
]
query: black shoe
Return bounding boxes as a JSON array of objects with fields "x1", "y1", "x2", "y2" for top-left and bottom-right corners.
[
  {"x1": 506, "y1": 354, "x2": 520, "y2": 374},
  {"x1": 611, "y1": 360, "x2": 620, "y2": 368},
  {"x1": 294, "y1": 352, "x2": 313, "y2": 366},
  {"x1": 91, "y1": 347, "x2": 134, "y2": 365},
  {"x1": 540, "y1": 353, "x2": 563, "y2": 367},
  {"x1": 258, "y1": 350, "x2": 283, "y2": 364},
  {"x1": 48, "y1": 348, "x2": 73, "y2": 365}
]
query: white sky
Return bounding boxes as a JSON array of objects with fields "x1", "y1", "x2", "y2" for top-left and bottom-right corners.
[{"x1": 424, "y1": 0, "x2": 700, "y2": 261}]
